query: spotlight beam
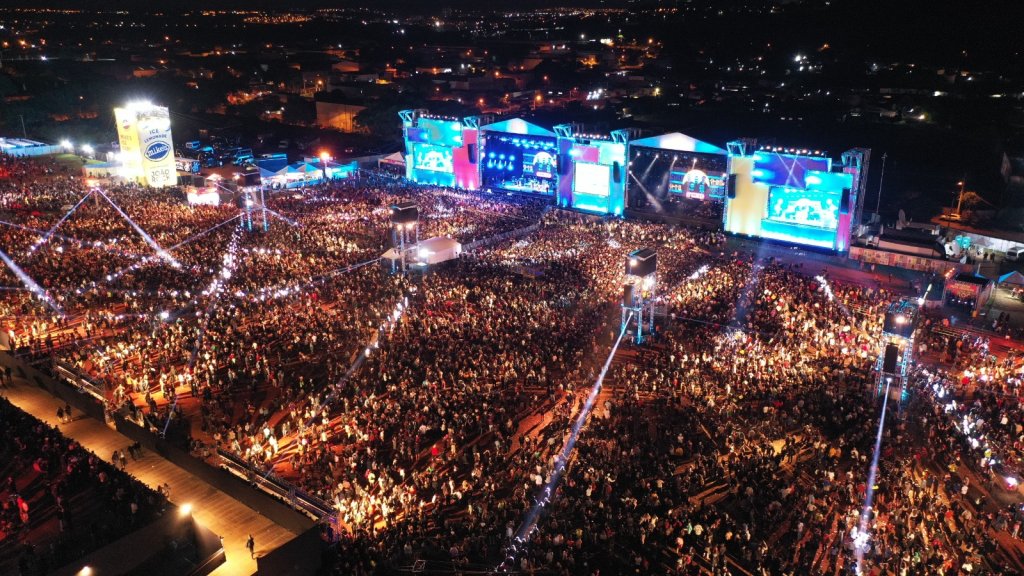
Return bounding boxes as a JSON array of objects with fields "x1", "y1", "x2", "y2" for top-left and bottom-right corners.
[
  {"x1": 0, "y1": 246, "x2": 63, "y2": 315},
  {"x1": 34, "y1": 189, "x2": 93, "y2": 250},
  {"x1": 79, "y1": 213, "x2": 243, "y2": 295},
  {"x1": 855, "y1": 379, "x2": 892, "y2": 573},
  {"x1": 499, "y1": 312, "x2": 633, "y2": 571},
  {"x1": 94, "y1": 187, "x2": 178, "y2": 266},
  {"x1": 162, "y1": 225, "x2": 242, "y2": 439},
  {"x1": 628, "y1": 172, "x2": 664, "y2": 212},
  {"x1": 166, "y1": 213, "x2": 244, "y2": 252},
  {"x1": 0, "y1": 220, "x2": 125, "y2": 254}
]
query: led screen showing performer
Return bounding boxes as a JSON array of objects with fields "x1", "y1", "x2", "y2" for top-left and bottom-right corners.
[
  {"x1": 412, "y1": 144, "x2": 454, "y2": 173},
  {"x1": 668, "y1": 164, "x2": 728, "y2": 200},
  {"x1": 766, "y1": 186, "x2": 840, "y2": 230},
  {"x1": 629, "y1": 147, "x2": 728, "y2": 206},
  {"x1": 482, "y1": 134, "x2": 559, "y2": 195}
]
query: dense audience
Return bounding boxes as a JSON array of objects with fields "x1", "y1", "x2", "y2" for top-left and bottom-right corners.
[
  {"x1": 2, "y1": 156, "x2": 1022, "y2": 575},
  {"x1": 0, "y1": 397, "x2": 164, "y2": 576}
]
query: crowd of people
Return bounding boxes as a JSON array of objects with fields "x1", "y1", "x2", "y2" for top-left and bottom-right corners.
[
  {"x1": 0, "y1": 396, "x2": 165, "y2": 576},
  {"x1": 2, "y1": 155, "x2": 1023, "y2": 575}
]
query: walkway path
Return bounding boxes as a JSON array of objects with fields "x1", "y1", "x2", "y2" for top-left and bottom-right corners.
[{"x1": 0, "y1": 359, "x2": 300, "y2": 576}]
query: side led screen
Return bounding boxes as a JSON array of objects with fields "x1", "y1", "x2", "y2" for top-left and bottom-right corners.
[
  {"x1": 407, "y1": 118, "x2": 464, "y2": 147},
  {"x1": 751, "y1": 152, "x2": 830, "y2": 189},
  {"x1": 725, "y1": 154, "x2": 852, "y2": 251},
  {"x1": 412, "y1": 143, "x2": 454, "y2": 173},
  {"x1": 766, "y1": 186, "x2": 840, "y2": 230},
  {"x1": 482, "y1": 134, "x2": 558, "y2": 195},
  {"x1": 573, "y1": 162, "x2": 611, "y2": 196}
]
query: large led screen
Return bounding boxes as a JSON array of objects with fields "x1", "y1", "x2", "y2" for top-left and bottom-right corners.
[
  {"x1": 573, "y1": 162, "x2": 611, "y2": 196},
  {"x1": 482, "y1": 134, "x2": 558, "y2": 195},
  {"x1": 628, "y1": 147, "x2": 728, "y2": 206},
  {"x1": 766, "y1": 186, "x2": 841, "y2": 230},
  {"x1": 412, "y1": 143, "x2": 454, "y2": 173},
  {"x1": 406, "y1": 118, "x2": 464, "y2": 147}
]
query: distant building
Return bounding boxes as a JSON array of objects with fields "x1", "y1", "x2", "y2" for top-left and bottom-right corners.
[{"x1": 315, "y1": 101, "x2": 367, "y2": 133}]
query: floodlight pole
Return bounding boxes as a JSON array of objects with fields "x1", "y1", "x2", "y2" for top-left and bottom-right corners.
[
  {"x1": 244, "y1": 192, "x2": 253, "y2": 231},
  {"x1": 399, "y1": 224, "x2": 406, "y2": 273},
  {"x1": 260, "y1": 187, "x2": 269, "y2": 232}
]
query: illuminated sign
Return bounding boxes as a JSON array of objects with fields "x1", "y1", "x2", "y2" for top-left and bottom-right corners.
[
  {"x1": 114, "y1": 107, "x2": 142, "y2": 180},
  {"x1": 114, "y1": 102, "x2": 176, "y2": 188},
  {"x1": 145, "y1": 141, "x2": 170, "y2": 161}
]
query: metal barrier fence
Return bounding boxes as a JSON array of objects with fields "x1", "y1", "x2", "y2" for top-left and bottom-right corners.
[
  {"x1": 52, "y1": 359, "x2": 106, "y2": 403},
  {"x1": 216, "y1": 448, "x2": 334, "y2": 522}
]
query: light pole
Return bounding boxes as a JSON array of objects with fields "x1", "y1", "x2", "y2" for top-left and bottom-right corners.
[
  {"x1": 955, "y1": 178, "x2": 966, "y2": 216},
  {"x1": 319, "y1": 151, "x2": 331, "y2": 181},
  {"x1": 875, "y1": 152, "x2": 887, "y2": 217}
]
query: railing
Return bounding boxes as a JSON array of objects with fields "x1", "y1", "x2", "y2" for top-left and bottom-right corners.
[
  {"x1": 215, "y1": 448, "x2": 334, "y2": 521},
  {"x1": 52, "y1": 359, "x2": 106, "y2": 403},
  {"x1": 186, "y1": 546, "x2": 226, "y2": 576},
  {"x1": 462, "y1": 221, "x2": 541, "y2": 252}
]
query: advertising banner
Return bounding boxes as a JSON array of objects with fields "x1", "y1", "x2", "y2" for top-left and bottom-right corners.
[
  {"x1": 114, "y1": 107, "x2": 143, "y2": 180},
  {"x1": 113, "y1": 103, "x2": 176, "y2": 188}
]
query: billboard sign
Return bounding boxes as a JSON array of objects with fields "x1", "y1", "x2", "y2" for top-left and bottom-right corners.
[{"x1": 113, "y1": 102, "x2": 177, "y2": 188}]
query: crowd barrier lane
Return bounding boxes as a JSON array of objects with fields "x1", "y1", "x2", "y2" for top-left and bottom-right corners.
[{"x1": 0, "y1": 349, "x2": 315, "y2": 535}]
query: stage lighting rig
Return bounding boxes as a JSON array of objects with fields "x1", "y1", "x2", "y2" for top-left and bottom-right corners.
[{"x1": 622, "y1": 248, "x2": 657, "y2": 344}]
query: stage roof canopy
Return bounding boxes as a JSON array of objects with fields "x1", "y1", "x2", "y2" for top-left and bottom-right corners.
[
  {"x1": 629, "y1": 132, "x2": 726, "y2": 155},
  {"x1": 480, "y1": 118, "x2": 556, "y2": 138}
]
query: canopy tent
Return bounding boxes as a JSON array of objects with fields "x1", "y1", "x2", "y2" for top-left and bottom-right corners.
[
  {"x1": 378, "y1": 152, "x2": 405, "y2": 167},
  {"x1": 413, "y1": 236, "x2": 462, "y2": 265},
  {"x1": 259, "y1": 166, "x2": 287, "y2": 179},
  {"x1": 380, "y1": 237, "x2": 462, "y2": 267},
  {"x1": 998, "y1": 271, "x2": 1024, "y2": 287},
  {"x1": 287, "y1": 163, "x2": 323, "y2": 177}
]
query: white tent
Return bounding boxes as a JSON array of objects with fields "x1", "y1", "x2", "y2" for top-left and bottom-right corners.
[
  {"x1": 413, "y1": 237, "x2": 461, "y2": 265},
  {"x1": 380, "y1": 237, "x2": 462, "y2": 269},
  {"x1": 378, "y1": 151, "x2": 405, "y2": 168},
  {"x1": 998, "y1": 271, "x2": 1024, "y2": 287}
]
